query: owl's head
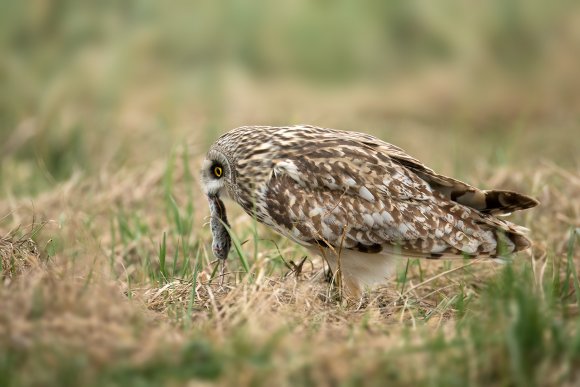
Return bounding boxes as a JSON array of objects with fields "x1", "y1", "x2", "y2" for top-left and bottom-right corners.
[
  {"x1": 200, "y1": 148, "x2": 235, "y2": 199},
  {"x1": 201, "y1": 126, "x2": 284, "y2": 205}
]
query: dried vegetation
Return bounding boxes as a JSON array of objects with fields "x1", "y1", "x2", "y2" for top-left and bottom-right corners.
[{"x1": 1, "y1": 1, "x2": 580, "y2": 385}]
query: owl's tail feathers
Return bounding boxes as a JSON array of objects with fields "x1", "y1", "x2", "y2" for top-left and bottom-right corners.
[
  {"x1": 496, "y1": 224, "x2": 533, "y2": 254},
  {"x1": 404, "y1": 166, "x2": 539, "y2": 216},
  {"x1": 478, "y1": 190, "x2": 539, "y2": 216}
]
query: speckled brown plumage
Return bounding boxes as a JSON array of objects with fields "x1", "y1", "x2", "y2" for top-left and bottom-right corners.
[{"x1": 201, "y1": 125, "x2": 539, "y2": 294}]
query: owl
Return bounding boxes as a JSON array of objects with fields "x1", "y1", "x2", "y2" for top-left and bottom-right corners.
[{"x1": 201, "y1": 125, "x2": 538, "y2": 296}]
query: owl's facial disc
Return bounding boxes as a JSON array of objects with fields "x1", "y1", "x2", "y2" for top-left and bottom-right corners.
[{"x1": 201, "y1": 151, "x2": 231, "y2": 198}]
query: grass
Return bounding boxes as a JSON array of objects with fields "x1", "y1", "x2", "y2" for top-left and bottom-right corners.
[
  {"x1": 1, "y1": 153, "x2": 578, "y2": 386},
  {"x1": 1, "y1": 1, "x2": 580, "y2": 386}
]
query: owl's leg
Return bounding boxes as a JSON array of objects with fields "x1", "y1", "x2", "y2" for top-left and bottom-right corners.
[
  {"x1": 321, "y1": 252, "x2": 364, "y2": 301},
  {"x1": 343, "y1": 277, "x2": 364, "y2": 301}
]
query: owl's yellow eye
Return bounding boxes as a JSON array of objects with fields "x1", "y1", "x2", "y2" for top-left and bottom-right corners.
[{"x1": 214, "y1": 166, "x2": 223, "y2": 178}]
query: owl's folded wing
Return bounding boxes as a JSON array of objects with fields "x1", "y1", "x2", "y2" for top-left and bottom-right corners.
[{"x1": 262, "y1": 149, "x2": 530, "y2": 259}]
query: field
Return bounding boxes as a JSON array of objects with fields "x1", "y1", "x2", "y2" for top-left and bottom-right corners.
[{"x1": 1, "y1": 1, "x2": 580, "y2": 386}]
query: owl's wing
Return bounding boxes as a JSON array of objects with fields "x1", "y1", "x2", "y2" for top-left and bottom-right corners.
[
  {"x1": 262, "y1": 144, "x2": 530, "y2": 259},
  {"x1": 378, "y1": 145, "x2": 538, "y2": 216},
  {"x1": 337, "y1": 130, "x2": 539, "y2": 215}
]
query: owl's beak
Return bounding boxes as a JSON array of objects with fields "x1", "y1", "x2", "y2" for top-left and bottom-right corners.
[{"x1": 207, "y1": 194, "x2": 232, "y2": 260}]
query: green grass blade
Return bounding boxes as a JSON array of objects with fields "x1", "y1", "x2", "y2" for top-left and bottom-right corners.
[
  {"x1": 218, "y1": 220, "x2": 250, "y2": 273},
  {"x1": 158, "y1": 232, "x2": 167, "y2": 282},
  {"x1": 566, "y1": 228, "x2": 580, "y2": 306}
]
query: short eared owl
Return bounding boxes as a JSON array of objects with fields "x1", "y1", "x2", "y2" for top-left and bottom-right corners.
[{"x1": 201, "y1": 125, "x2": 538, "y2": 294}]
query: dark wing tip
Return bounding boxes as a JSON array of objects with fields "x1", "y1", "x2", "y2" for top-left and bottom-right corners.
[{"x1": 482, "y1": 190, "x2": 540, "y2": 215}]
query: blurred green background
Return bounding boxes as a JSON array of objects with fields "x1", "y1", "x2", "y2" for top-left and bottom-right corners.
[{"x1": 1, "y1": 0, "x2": 579, "y2": 196}]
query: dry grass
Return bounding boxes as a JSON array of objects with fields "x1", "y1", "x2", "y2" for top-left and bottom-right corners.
[
  {"x1": 0, "y1": 224, "x2": 45, "y2": 281},
  {"x1": 1, "y1": 142, "x2": 578, "y2": 385},
  {"x1": 1, "y1": 1, "x2": 580, "y2": 385}
]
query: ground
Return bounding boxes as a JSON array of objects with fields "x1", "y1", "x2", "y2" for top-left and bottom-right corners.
[{"x1": 1, "y1": 2, "x2": 580, "y2": 386}]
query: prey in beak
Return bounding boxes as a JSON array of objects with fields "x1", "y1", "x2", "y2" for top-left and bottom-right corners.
[{"x1": 207, "y1": 195, "x2": 231, "y2": 260}]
